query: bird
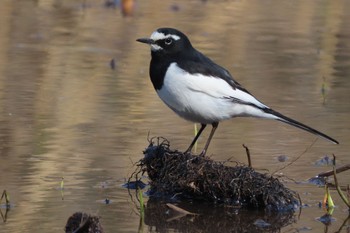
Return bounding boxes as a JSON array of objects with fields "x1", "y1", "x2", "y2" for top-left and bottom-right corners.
[{"x1": 136, "y1": 28, "x2": 338, "y2": 156}]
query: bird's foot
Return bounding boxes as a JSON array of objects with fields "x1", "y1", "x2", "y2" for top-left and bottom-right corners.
[
  {"x1": 184, "y1": 148, "x2": 192, "y2": 155},
  {"x1": 198, "y1": 150, "x2": 206, "y2": 157}
]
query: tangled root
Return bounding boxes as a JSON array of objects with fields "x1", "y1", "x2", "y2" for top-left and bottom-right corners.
[
  {"x1": 137, "y1": 138, "x2": 299, "y2": 212},
  {"x1": 65, "y1": 212, "x2": 103, "y2": 233}
]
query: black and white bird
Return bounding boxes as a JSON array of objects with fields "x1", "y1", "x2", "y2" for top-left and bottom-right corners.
[{"x1": 137, "y1": 28, "x2": 338, "y2": 156}]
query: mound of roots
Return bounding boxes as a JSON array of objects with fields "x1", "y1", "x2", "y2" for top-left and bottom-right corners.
[
  {"x1": 65, "y1": 212, "x2": 103, "y2": 233},
  {"x1": 136, "y1": 138, "x2": 300, "y2": 212}
]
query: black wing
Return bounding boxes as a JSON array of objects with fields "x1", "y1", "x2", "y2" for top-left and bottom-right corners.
[{"x1": 175, "y1": 49, "x2": 250, "y2": 93}]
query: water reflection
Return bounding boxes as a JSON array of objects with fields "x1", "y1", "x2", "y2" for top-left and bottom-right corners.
[
  {"x1": 144, "y1": 200, "x2": 295, "y2": 233},
  {"x1": 0, "y1": 0, "x2": 349, "y2": 232}
]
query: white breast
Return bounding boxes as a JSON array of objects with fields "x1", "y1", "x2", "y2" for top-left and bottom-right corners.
[{"x1": 156, "y1": 62, "x2": 276, "y2": 124}]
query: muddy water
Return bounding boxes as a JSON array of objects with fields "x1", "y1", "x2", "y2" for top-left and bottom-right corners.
[{"x1": 0, "y1": 0, "x2": 349, "y2": 232}]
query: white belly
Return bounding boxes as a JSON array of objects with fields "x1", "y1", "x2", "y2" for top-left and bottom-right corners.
[{"x1": 156, "y1": 63, "x2": 274, "y2": 124}]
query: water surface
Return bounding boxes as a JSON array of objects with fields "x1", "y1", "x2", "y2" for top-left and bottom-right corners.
[{"x1": 0, "y1": 0, "x2": 349, "y2": 232}]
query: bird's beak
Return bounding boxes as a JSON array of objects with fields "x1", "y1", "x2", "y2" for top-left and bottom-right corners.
[{"x1": 136, "y1": 38, "x2": 154, "y2": 45}]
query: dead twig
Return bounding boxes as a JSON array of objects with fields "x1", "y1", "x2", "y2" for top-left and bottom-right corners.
[
  {"x1": 242, "y1": 144, "x2": 252, "y2": 167},
  {"x1": 317, "y1": 164, "x2": 350, "y2": 177},
  {"x1": 165, "y1": 203, "x2": 198, "y2": 222},
  {"x1": 166, "y1": 203, "x2": 197, "y2": 216},
  {"x1": 332, "y1": 154, "x2": 350, "y2": 209}
]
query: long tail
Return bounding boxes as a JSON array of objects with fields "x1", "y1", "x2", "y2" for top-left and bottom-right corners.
[{"x1": 263, "y1": 108, "x2": 339, "y2": 144}]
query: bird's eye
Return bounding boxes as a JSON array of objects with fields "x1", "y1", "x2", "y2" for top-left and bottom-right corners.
[{"x1": 165, "y1": 38, "x2": 172, "y2": 45}]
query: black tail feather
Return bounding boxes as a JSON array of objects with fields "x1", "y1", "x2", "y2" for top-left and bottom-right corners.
[{"x1": 264, "y1": 108, "x2": 339, "y2": 144}]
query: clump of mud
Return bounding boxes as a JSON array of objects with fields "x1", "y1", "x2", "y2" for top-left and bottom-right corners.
[
  {"x1": 136, "y1": 138, "x2": 300, "y2": 212},
  {"x1": 65, "y1": 212, "x2": 103, "y2": 233}
]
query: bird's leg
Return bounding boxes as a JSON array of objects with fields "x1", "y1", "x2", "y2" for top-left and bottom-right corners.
[
  {"x1": 199, "y1": 122, "x2": 219, "y2": 157},
  {"x1": 185, "y1": 124, "x2": 206, "y2": 154}
]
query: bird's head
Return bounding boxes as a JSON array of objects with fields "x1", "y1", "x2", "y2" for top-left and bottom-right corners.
[{"x1": 137, "y1": 28, "x2": 193, "y2": 55}]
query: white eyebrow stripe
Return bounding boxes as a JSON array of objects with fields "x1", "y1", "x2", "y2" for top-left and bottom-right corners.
[{"x1": 150, "y1": 31, "x2": 180, "y2": 41}]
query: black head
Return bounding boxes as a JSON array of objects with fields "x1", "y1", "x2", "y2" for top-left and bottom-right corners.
[{"x1": 136, "y1": 28, "x2": 193, "y2": 56}]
